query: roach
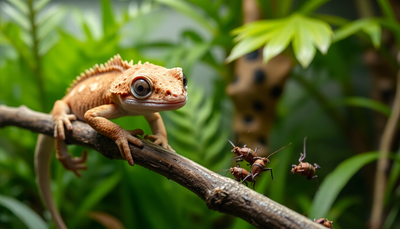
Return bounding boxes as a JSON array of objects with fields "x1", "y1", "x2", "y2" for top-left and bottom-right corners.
[
  {"x1": 242, "y1": 142, "x2": 292, "y2": 183},
  {"x1": 314, "y1": 218, "x2": 333, "y2": 228},
  {"x1": 291, "y1": 137, "x2": 321, "y2": 183},
  {"x1": 224, "y1": 132, "x2": 258, "y2": 164},
  {"x1": 230, "y1": 164, "x2": 256, "y2": 189}
]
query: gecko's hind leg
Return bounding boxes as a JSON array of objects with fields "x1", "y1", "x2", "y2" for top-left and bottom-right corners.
[{"x1": 55, "y1": 139, "x2": 87, "y2": 177}]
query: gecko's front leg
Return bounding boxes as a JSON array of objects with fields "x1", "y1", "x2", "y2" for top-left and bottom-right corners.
[
  {"x1": 143, "y1": 113, "x2": 175, "y2": 152},
  {"x1": 84, "y1": 104, "x2": 144, "y2": 166}
]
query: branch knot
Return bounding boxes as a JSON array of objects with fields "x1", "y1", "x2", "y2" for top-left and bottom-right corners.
[{"x1": 206, "y1": 187, "x2": 230, "y2": 210}]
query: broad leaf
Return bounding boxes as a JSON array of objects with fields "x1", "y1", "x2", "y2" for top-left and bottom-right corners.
[
  {"x1": 333, "y1": 18, "x2": 381, "y2": 49},
  {"x1": 101, "y1": 0, "x2": 116, "y2": 37},
  {"x1": 334, "y1": 97, "x2": 391, "y2": 117},
  {"x1": 34, "y1": 0, "x2": 51, "y2": 12},
  {"x1": 1, "y1": 2, "x2": 30, "y2": 31},
  {"x1": 0, "y1": 194, "x2": 48, "y2": 229},
  {"x1": 227, "y1": 14, "x2": 333, "y2": 68},
  {"x1": 74, "y1": 172, "x2": 122, "y2": 221},
  {"x1": 385, "y1": 149, "x2": 400, "y2": 205},
  {"x1": 154, "y1": 0, "x2": 216, "y2": 33},
  {"x1": 6, "y1": 0, "x2": 28, "y2": 15},
  {"x1": 309, "y1": 152, "x2": 379, "y2": 218}
]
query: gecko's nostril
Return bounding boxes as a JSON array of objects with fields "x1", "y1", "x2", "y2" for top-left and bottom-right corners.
[{"x1": 166, "y1": 90, "x2": 171, "y2": 96}]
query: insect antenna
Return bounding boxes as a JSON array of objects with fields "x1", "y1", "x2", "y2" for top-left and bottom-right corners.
[
  {"x1": 236, "y1": 130, "x2": 251, "y2": 146},
  {"x1": 215, "y1": 168, "x2": 231, "y2": 176},
  {"x1": 266, "y1": 142, "x2": 292, "y2": 159},
  {"x1": 221, "y1": 137, "x2": 236, "y2": 148}
]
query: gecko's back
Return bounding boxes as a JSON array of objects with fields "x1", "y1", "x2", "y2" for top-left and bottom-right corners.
[{"x1": 63, "y1": 71, "x2": 120, "y2": 120}]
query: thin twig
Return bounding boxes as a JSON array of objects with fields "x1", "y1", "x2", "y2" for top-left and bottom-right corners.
[
  {"x1": 370, "y1": 53, "x2": 400, "y2": 229},
  {"x1": 0, "y1": 105, "x2": 326, "y2": 229}
]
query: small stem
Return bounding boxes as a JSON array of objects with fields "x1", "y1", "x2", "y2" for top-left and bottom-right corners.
[
  {"x1": 370, "y1": 53, "x2": 400, "y2": 229},
  {"x1": 27, "y1": 0, "x2": 46, "y2": 111}
]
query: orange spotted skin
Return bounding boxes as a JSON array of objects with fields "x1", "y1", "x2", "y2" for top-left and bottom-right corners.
[{"x1": 35, "y1": 54, "x2": 187, "y2": 229}]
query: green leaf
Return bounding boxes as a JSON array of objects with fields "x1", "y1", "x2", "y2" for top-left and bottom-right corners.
[
  {"x1": 329, "y1": 196, "x2": 361, "y2": 221},
  {"x1": 297, "y1": 0, "x2": 330, "y2": 15},
  {"x1": 185, "y1": 42, "x2": 210, "y2": 71},
  {"x1": 293, "y1": 17, "x2": 316, "y2": 68},
  {"x1": 362, "y1": 22, "x2": 381, "y2": 48},
  {"x1": 101, "y1": 0, "x2": 116, "y2": 37},
  {"x1": 262, "y1": 21, "x2": 293, "y2": 63},
  {"x1": 385, "y1": 148, "x2": 400, "y2": 205},
  {"x1": 267, "y1": 145, "x2": 294, "y2": 204},
  {"x1": 203, "y1": 132, "x2": 229, "y2": 161},
  {"x1": 309, "y1": 152, "x2": 379, "y2": 218},
  {"x1": 39, "y1": 32, "x2": 60, "y2": 56},
  {"x1": 383, "y1": 194, "x2": 400, "y2": 229},
  {"x1": 228, "y1": 14, "x2": 332, "y2": 67},
  {"x1": 33, "y1": 0, "x2": 51, "y2": 12},
  {"x1": 202, "y1": 111, "x2": 222, "y2": 145},
  {"x1": 226, "y1": 33, "x2": 271, "y2": 63},
  {"x1": 378, "y1": 0, "x2": 397, "y2": 23},
  {"x1": 333, "y1": 18, "x2": 381, "y2": 48},
  {"x1": 196, "y1": 97, "x2": 213, "y2": 127},
  {"x1": 75, "y1": 172, "x2": 122, "y2": 217},
  {"x1": 304, "y1": 17, "x2": 332, "y2": 54},
  {"x1": 36, "y1": 5, "x2": 64, "y2": 27},
  {"x1": 232, "y1": 20, "x2": 281, "y2": 40},
  {"x1": 154, "y1": 0, "x2": 216, "y2": 33},
  {"x1": 1, "y1": 2, "x2": 30, "y2": 31},
  {"x1": 6, "y1": 0, "x2": 28, "y2": 15},
  {"x1": 37, "y1": 8, "x2": 66, "y2": 40},
  {"x1": 0, "y1": 194, "x2": 48, "y2": 229},
  {"x1": 334, "y1": 97, "x2": 391, "y2": 117}
]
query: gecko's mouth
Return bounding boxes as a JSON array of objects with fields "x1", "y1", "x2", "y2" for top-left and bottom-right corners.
[
  {"x1": 147, "y1": 99, "x2": 187, "y2": 109},
  {"x1": 124, "y1": 98, "x2": 187, "y2": 111}
]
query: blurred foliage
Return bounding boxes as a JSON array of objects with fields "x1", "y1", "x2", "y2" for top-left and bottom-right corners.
[
  {"x1": 227, "y1": 0, "x2": 383, "y2": 68},
  {"x1": 0, "y1": 0, "x2": 400, "y2": 229}
]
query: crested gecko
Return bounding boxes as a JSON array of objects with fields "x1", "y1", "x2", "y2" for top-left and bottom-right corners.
[{"x1": 34, "y1": 54, "x2": 187, "y2": 229}]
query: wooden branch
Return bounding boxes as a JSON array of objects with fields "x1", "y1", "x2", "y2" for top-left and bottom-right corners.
[{"x1": 0, "y1": 105, "x2": 325, "y2": 229}]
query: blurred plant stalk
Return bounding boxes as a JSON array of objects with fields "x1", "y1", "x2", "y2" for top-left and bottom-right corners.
[{"x1": 370, "y1": 53, "x2": 400, "y2": 229}]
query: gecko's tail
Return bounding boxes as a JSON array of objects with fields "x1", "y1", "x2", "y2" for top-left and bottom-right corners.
[{"x1": 35, "y1": 134, "x2": 67, "y2": 229}]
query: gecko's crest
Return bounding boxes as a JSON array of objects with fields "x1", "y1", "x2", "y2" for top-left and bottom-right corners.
[{"x1": 67, "y1": 54, "x2": 134, "y2": 93}]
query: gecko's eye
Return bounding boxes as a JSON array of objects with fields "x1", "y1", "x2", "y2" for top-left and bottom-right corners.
[
  {"x1": 131, "y1": 78, "x2": 152, "y2": 99},
  {"x1": 183, "y1": 73, "x2": 187, "y2": 91}
]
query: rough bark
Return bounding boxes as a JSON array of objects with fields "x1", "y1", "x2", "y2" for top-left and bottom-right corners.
[{"x1": 0, "y1": 105, "x2": 326, "y2": 229}]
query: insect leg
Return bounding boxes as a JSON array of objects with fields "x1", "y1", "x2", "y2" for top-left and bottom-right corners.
[
  {"x1": 264, "y1": 168, "x2": 274, "y2": 180},
  {"x1": 242, "y1": 174, "x2": 252, "y2": 183}
]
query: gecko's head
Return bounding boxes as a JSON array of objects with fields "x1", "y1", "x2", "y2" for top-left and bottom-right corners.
[{"x1": 111, "y1": 62, "x2": 187, "y2": 113}]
